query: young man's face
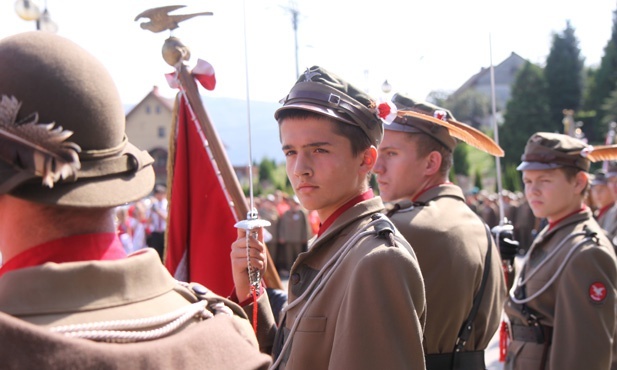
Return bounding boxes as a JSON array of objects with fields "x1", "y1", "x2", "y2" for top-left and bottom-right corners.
[
  {"x1": 374, "y1": 130, "x2": 426, "y2": 202},
  {"x1": 522, "y1": 168, "x2": 584, "y2": 222},
  {"x1": 280, "y1": 116, "x2": 368, "y2": 222}
]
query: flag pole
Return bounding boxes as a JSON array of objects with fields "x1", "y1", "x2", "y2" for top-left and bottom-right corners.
[{"x1": 175, "y1": 61, "x2": 283, "y2": 291}]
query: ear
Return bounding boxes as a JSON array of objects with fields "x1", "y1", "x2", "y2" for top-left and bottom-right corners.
[
  {"x1": 574, "y1": 171, "x2": 589, "y2": 194},
  {"x1": 360, "y1": 146, "x2": 377, "y2": 173},
  {"x1": 424, "y1": 151, "x2": 443, "y2": 176}
]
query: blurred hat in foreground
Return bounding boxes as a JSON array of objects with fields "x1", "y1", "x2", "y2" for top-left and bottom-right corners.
[{"x1": 0, "y1": 32, "x2": 154, "y2": 207}]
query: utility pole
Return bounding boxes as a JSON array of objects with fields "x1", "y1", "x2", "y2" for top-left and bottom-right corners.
[{"x1": 282, "y1": 0, "x2": 300, "y2": 79}]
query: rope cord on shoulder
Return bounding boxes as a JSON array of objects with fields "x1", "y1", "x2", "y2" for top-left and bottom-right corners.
[
  {"x1": 270, "y1": 215, "x2": 396, "y2": 370},
  {"x1": 49, "y1": 300, "x2": 232, "y2": 343},
  {"x1": 509, "y1": 231, "x2": 592, "y2": 304}
]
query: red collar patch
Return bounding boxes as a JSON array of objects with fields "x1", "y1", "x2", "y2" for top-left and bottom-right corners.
[{"x1": 589, "y1": 282, "x2": 608, "y2": 303}]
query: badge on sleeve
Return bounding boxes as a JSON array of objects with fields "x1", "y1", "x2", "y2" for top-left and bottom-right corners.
[{"x1": 589, "y1": 282, "x2": 608, "y2": 303}]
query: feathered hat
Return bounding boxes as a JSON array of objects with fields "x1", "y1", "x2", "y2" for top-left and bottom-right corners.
[
  {"x1": 0, "y1": 32, "x2": 154, "y2": 207},
  {"x1": 385, "y1": 93, "x2": 504, "y2": 157}
]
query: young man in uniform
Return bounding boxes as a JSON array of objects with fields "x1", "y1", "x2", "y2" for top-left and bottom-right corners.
[
  {"x1": 505, "y1": 132, "x2": 617, "y2": 370},
  {"x1": 373, "y1": 93, "x2": 506, "y2": 370},
  {"x1": 0, "y1": 32, "x2": 270, "y2": 369},
  {"x1": 231, "y1": 66, "x2": 427, "y2": 369}
]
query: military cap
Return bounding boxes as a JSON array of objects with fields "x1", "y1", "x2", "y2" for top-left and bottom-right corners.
[
  {"x1": 386, "y1": 93, "x2": 458, "y2": 151},
  {"x1": 275, "y1": 66, "x2": 384, "y2": 146},
  {"x1": 517, "y1": 132, "x2": 590, "y2": 171},
  {"x1": 606, "y1": 162, "x2": 617, "y2": 179},
  {"x1": 0, "y1": 32, "x2": 154, "y2": 207},
  {"x1": 591, "y1": 171, "x2": 608, "y2": 186}
]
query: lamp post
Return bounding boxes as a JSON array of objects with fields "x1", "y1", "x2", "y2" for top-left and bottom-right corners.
[{"x1": 14, "y1": 0, "x2": 57, "y2": 32}]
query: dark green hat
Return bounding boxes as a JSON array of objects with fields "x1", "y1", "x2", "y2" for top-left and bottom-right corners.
[
  {"x1": 517, "y1": 132, "x2": 590, "y2": 171},
  {"x1": 274, "y1": 66, "x2": 384, "y2": 146},
  {"x1": 388, "y1": 93, "x2": 458, "y2": 151},
  {"x1": 0, "y1": 32, "x2": 154, "y2": 207}
]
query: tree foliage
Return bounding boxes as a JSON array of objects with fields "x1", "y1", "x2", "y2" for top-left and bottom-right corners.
[
  {"x1": 452, "y1": 143, "x2": 470, "y2": 176},
  {"x1": 444, "y1": 89, "x2": 491, "y2": 128},
  {"x1": 500, "y1": 62, "x2": 551, "y2": 169},
  {"x1": 584, "y1": 8, "x2": 617, "y2": 131},
  {"x1": 544, "y1": 21, "x2": 584, "y2": 132}
]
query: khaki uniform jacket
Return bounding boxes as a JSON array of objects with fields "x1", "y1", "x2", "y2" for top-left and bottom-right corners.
[
  {"x1": 504, "y1": 209, "x2": 617, "y2": 370},
  {"x1": 255, "y1": 196, "x2": 427, "y2": 370},
  {"x1": 0, "y1": 248, "x2": 271, "y2": 370},
  {"x1": 388, "y1": 184, "x2": 506, "y2": 354}
]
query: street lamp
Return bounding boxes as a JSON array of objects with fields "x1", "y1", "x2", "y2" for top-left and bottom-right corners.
[
  {"x1": 381, "y1": 79, "x2": 392, "y2": 94},
  {"x1": 14, "y1": 0, "x2": 57, "y2": 32},
  {"x1": 14, "y1": 0, "x2": 40, "y2": 21}
]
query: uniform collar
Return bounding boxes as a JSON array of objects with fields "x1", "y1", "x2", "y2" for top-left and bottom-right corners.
[
  {"x1": 317, "y1": 189, "x2": 374, "y2": 237},
  {"x1": 0, "y1": 233, "x2": 126, "y2": 278},
  {"x1": 0, "y1": 248, "x2": 175, "y2": 317},
  {"x1": 413, "y1": 182, "x2": 463, "y2": 203}
]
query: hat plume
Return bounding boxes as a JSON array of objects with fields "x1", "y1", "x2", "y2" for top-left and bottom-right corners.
[
  {"x1": 580, "y1": 144, "x2": 617, "y2": 162},
  {"x1": 396, "y1": 110, "x2": 504, "y2": 157},
  {"x1": 0, "y1": 95, "x2": 81, "y2": 188}
]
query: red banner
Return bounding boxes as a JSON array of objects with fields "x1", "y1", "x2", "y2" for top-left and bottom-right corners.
[{"x1": 165, "y1": 95, "x2": 236, "y2": 296}]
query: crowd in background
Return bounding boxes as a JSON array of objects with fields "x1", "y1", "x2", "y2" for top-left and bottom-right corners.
[{"x1": 114, "y1": 176, "x2": 617, "y2": 275}]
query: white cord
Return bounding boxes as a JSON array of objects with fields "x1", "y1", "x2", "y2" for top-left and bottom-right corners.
[
  {"x1": 49, "y1": 300, "x2": 231, "y2": 343},
  {"x1": 509, "y1": 232, "x2": 590, "y2": 304},
  {"x1": 270, "y1": 215, "x2": 395, "y2": 369}
]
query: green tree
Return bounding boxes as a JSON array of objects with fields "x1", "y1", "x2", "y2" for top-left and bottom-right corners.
[
  {"x1": 544, "y1": 21, "x2": 584, "y2": 133},
  {"x1": 500, "y1": 62, "x2": 551, "y2": 169},
  {"x1": 584, "y1": 7, "x2": 617, "y2": 133},
  {"x1": 452, "y1": 143, "x2": 470, "y2": 176},
  {"x1": 502, "y1": 164, "x2": 522, "y2": 192},
  {"x1": 444, "y1": 89, "x2": 491, "y2": 128},
  {"x1": 474, "y1": 167, "x2": 483, "y2": 190}
]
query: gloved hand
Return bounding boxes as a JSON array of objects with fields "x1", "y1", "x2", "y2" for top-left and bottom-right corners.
[{"x1": 491, "y1": 223, "x2": 519, "y2": 263}]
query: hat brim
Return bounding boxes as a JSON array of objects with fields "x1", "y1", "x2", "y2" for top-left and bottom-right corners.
[
  {"x1": 3, "y1": 143, "x2": 155, "y2": 208},
  {"x1": 516, "y1": 161, "x2": 564, "y2": 171}
]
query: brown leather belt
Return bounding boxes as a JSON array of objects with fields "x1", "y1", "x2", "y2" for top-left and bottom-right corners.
[
  {"x1": 510, "y1": 323, "x2": 553, "y2": 344},
  {"x1": 425, "y1": 350, "x2": 485, "y2": 370}
]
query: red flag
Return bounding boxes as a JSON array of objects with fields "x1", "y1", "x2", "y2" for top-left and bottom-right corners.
[{"x1": 165, "y1": 95, "x2": 237, "y2": 296}]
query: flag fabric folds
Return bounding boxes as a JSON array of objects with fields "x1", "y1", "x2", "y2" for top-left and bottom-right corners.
[{"x1": 165, "y1": 94, "x2": 237, "y2": 296}]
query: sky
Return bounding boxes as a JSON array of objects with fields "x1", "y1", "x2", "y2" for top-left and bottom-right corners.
[{"x1": 2, "y1": 0, "x2": 616, "y2": 107}]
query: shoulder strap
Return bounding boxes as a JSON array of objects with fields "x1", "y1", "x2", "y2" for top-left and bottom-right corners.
[{"x1": 453, "y1": 223, "x2": 493, "y2": 353}]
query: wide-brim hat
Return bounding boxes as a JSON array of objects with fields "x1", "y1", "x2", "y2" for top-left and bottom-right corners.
[
  {"x1": 388, "y1": 93, "x2": 504, "y2": 157},
  {"x1": 388, "y1": 93, "x2": 458, "y2": 151},
  {"x1": 0, "y1": 32, "x2": 154, "y2": 208},
  {"x1": 275, "y1": 66, "x2": 384, "y2": 146}
]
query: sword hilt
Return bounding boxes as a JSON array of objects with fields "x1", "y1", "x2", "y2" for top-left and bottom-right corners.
[{"x1": 235, "y1": 209, "x2": 271, "y2": 294}]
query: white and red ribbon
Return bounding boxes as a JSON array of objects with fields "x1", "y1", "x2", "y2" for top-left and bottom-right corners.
[{"x1": 165, "y1": 58, "x2": 216, "y2": 91}]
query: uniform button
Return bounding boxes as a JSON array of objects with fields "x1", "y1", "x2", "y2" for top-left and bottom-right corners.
[
  {"x1": 192, "y1": 283, "x2": 208, "y2": 295},
  {"x1": 290, "y1": 273, "x2": 300, "y2": 285}
]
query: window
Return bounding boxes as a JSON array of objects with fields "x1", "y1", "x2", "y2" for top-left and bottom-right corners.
[{"x1": 158, "y1": 126, "x2": 166, "y2": 138}]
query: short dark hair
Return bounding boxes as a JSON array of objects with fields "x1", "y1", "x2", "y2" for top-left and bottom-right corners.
[
  {"x1": 407, "y1": 132, "x2": 453, "y2": 177},
  {"x1": 560, "y1": 167, "x2": 590, "y2": 197},
  {"x1": 277, "y1": 109, "x2": 371, "y2": 157}
]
